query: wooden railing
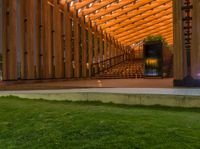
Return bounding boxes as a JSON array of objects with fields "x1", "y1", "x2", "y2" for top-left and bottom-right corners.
[{"x1": 91, "y1": 53, "x2": 132, "y2": 76}]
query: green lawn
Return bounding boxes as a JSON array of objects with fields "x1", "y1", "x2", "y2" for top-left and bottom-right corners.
[{"x1": 0, "y1": 96, "x2": 200, "y2": 149}]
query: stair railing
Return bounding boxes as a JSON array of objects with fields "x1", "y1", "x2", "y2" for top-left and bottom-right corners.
[{"x1": 91, "y1": 53, "x2": 132, "y2": 76}]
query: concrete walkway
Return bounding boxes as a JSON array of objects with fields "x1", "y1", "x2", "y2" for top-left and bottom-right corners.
[
  {"x1": 0, "y1": 88, "x2": 200, "y2": 96},
  {"x1": 0, "y1": 78, "x2": 173, "y2": 90},
  {"x1": 1, "y1": 88, "x2": 200, "y2": 108}
]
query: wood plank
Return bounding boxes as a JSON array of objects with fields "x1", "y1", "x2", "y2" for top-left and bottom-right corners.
[
  {"x1": 53, "y1": 0, "x2": 64, "y2": 79},
  {"x1": 73, "y1": 9, "x2": 80, "y2": 78},
  {"x1": 64, "y1": 3, "x2": 72, "y2": 79}
]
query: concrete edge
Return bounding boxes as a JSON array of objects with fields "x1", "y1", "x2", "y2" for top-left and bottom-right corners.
[{"x1": 0, "y1": 92, "x2": 200, "y2": 108}]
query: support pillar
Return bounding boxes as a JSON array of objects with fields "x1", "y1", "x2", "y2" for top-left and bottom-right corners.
[
  {"x1": 191, "y1": 0, "x2": 200, "y2": 79},
  {"x1": 173, "y1": 0, "x2": 187, "y2": 84},
  {"x1": 53, "y1": 0, "x2": 64, "y2": 79},
  {"x1": 81, "y1": 16, "x2": 87, "y2": 78},
  {"x1": 2, "y1": 0, "x2": 17, "y2": 80},
  {"x1": 88, "y1": 21, "x2": 93, "y2": 77},
  {"x1": 65, "y1": 3, "x2": 72, "y2": 79},
  {"x1": 73, "y1": 9, "x2": 80, "y2": 78}
]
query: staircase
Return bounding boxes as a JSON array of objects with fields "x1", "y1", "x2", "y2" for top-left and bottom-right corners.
[{"x1": 95, "y1": 60, "x2": 144, "y2": 79}]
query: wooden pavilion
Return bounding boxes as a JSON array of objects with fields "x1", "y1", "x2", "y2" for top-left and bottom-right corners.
[{"x1": 0, "y1": 0, "x2": 200, "y2": 86}]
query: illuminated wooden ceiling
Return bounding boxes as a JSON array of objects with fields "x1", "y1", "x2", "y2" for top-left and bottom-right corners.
[{"x1": 61, "y1": 0, "x2": 173, "y2": 47}]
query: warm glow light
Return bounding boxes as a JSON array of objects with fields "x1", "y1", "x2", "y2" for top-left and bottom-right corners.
[
  {"x1": 145, "y1": 59, "x2": 158, "y2": 65},
  {"x1": 60, "y1": 0, "x2": 66, "y2": 5}
]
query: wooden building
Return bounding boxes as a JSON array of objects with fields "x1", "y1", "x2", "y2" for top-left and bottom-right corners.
[{"x1": 0, "y1": 0, "x2": 199, "y2": 86}]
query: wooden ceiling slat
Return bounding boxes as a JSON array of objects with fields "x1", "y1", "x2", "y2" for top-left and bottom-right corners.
[
  {"x1": 122, "y1": 26, "x2": 173, "y2": 43},
  {"x1": 79, "y1": 0, "x2": 117, "y2": 17},
  {"x1": 75, "y1": 0, "x2": 96, "y2": 9},
  {"x1": 88, "y1": 0, "x2": 137, "y2": 20},
  {"x1": 63, "y1": 0, "x2": 173, "y2": 48},
  {"x1": 96, "y1": 0, "x2": 171, "y2": 26},
  {"x1": 116, "y1": 19, "x2": 173, "y2": 40},
  {"x1": 122, "y1": 28, "x2": 173, "y2": 44},
  {"x1": 101, "y1": 1, "x2": 172, "y2": 30},
  {"x1": 111, "y1": 8, "x2": 172, "y2": 36}
]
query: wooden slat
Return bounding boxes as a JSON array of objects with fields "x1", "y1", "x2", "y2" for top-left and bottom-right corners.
[
  {"x1": 73, "y1": 9, "x2": 80, "y2": 78},
  {"x1": 2, "y1": 0, "x2": 17, "y2": 80},
  {"x1": 53, "y1": 0, "x2": 64, "y2": 78},
  {"x1": 64, "y1": 3, "x2": 72, "y2": 78}
]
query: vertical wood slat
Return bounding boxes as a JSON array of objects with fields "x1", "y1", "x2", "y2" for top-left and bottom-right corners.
[
  {"x1": 173, "y1": 0, "x2": 186, "y2": 80},
  {"x1": 103, "y1": 34, "x2": 107, "y2": 61},
  {"x1": 81, "y1": 16, "x2": 87, "y2": 78},
  {"x1": 42, "y1": 0, "x2": 53, "y2": 79},
  {"x1": 53, "y1": 0, "x2": 64, "y2": 79},
  {"x1": 99, "y1": 30, "x2": 103, "y2": 71},
  {"x1": 73, "y1": 9, "x2": 80, "y2": 78},
  {"x1": 64, "y1": 3, "x2": 72, "y2": 78},
  {"x1": 88, "y1": 21, "x2": 93, "y2": 77},
  {"x1": 191, "y1": 0, "x2": 200, "y2": 79},
  {"x1": 2, "y1": 0, "x2": 8, "y2": 80},
  {"x1": 26, "y1": 0, "x2": 35, "y2": 79},
  {"x1": 19, "y1": 0, "x2": 25, "y2": 79},
  {"x1": 2, "y1": 0, "x2": 17, "y2": 80},
  {"x1": 35, "y1": 0, "x2": 41, "y2": 79},
  {"x1": 0, "y1": 0, "x2": 2, "y2": 79},
  {"x1": 94, "y1": 26, "x2": 98, "y2": 73}
]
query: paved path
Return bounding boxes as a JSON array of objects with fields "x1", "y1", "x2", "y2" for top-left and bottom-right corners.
[
  {"x1": 0, "y1": 78, "x2": 173, "y2": 90},
  {"x1": 0, "y1": 88, "x2": 200, "y2": 96}
]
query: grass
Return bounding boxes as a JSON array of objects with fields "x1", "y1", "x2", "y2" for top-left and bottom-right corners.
[{"x1": 0, "y1": 96, "x2": 200, "y2": 149}]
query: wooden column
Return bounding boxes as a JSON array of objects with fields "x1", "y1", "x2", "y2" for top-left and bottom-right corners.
[
  {"x1": 42, "y1": 0, "x2": 53, "y2": 79},
  {"x1": 2, "y1": 0, "x2": 17, "y2": 80},
  {"x1": 94, "y1": 26, "x2": 98, "y2": 73},
  {"x1": 173, "y1": 0, "x2": 186, "y2": 80},
  {"x1": 19, "y1": 0, "x2": 25, "y2": 79},
  {"x1": 88, "y1": 21, "x2": 93, "y2": 77},
  {"x1": 107, "y1": 36, "x2": 111, "y2": 60},
  {"x1": 26, "y1": 0, "x2": 35, "y2": 79},
  {"x1": 0, "y1": 0, "x2": 2, "y2": 79},
  {"x1": 99, "y1": 30, "x2": 103, "y2": 71},
  {"x1": 103, "y1": 34, "x2": 107, "y2": 61},
  {"x1": 64, "y1": 3, "x2": 72, "y2": 79},
  {"x1": 191, "y1": 0, "x2": 200, "y2": 79},
  {"x1": 35, "y1": 0, "x2": 42, "y2": 79},
  {"x1": 81, "y1": 16, "x2": 87, "y2": 78},
  {"x1": 53, "y1": 0, "x2": 64, "y2": 79},
  {"x1": 73, "y1": 9, "x2": 80, "y2": 78}
]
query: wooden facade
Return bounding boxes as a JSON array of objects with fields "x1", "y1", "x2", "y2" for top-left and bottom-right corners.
[
  {"x1": 0, "y1": 0, "x2": 128, "y2": 81},
  {"x1": 1, "y1": 0, "x2": 200, "y2": 86}
]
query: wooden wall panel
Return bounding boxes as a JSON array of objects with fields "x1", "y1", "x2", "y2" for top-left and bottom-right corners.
[
  {"x1": 2, "y1": 0, "x2": 17, "y2": 80},
  {"x1": 0, "y1": 0, "x2": 2, "y2": 75},
  {"x1": 103, "y1": 34, "x2": 107, "y2": 61},
  {"x1": 173, "y1": 0, "x2": 186, "y2": 80},
  {"x1": 94, "y1": 26, "x2": 98, "y2": 73},
  {"x1": 99, "y1": 31, "x2": 103, "y2": 71},
  {"x1": 43, "y1": 0, "x2": 53, "y2": 79},
  {"x1": 88, "y1": 21, "x2": 93, "y2": 77},
  {"x1": 35, "y1": 0, "x2": 41, "y2": 79},
  {"x1": 19, "y1": 0, "x2": 25, "y2": 79},
  {"x1": 1, "y1": 0, "x2": 127, "y2": 81},
  {"x1": 26, "y1": 0, "x2": 35, "y2": 79},
  {"x1": 53, "y1": 1, "x2": 64, "y2": 79},
  {"x1": 73, "y1": 9, "x2": 80, "y2": 78},
  {"x1": 64, "y1": 3, "x2": 72, "y2": 79},
  {"x1": 191, "y1": 0, "x2": 200, "y2": 79},
  {"x1": 81, "y1": 16, "x2": 87, "y2": 78}
]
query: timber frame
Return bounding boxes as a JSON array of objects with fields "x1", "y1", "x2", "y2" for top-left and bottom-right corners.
[{"x1": 2, "y1": 0, "x2": 200, "y2": 87}]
